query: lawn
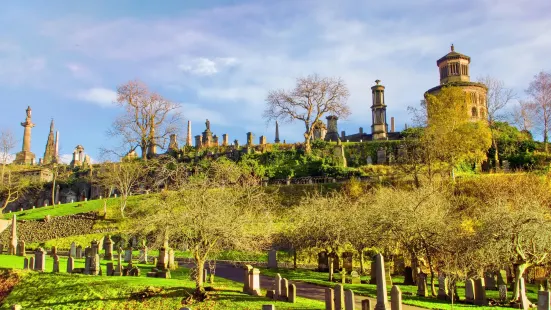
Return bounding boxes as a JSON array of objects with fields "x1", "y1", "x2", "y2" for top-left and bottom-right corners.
[
  {"x1": 259, "y1": 267, "x2": 538, "y2": 310},
  {"x1": 0, "y1": 255, "x2": 324, "y2": 309}
]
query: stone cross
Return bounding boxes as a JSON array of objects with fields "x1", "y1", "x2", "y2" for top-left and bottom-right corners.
[
  {"x1": 374, "y1": 254, "x2": 389, "y2": 310},
  {"x1": 325, "y1": 288, "x2": 335, "y2": 310},
  {"x1": 335, "y1": 284, "x2": 344, "y2": 310},
  {"x1": 345, "y1": 289, "x2": 355, "y2": 310},
  {"x1": 391, "y1": 285, "x2": 402, "y2": 310}
]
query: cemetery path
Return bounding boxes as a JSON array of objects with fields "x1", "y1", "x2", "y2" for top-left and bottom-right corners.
[{"x1": 195, "y1": 262, "x2": 424, "y2": 310}]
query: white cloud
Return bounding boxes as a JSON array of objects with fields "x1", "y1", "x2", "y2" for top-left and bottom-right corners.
[
  {"x1": 178, "y1": 57, "x2": 238, "y2": 76},
  {"x1": 76, "y1": 87, "x2": 117, "y2": 107}
]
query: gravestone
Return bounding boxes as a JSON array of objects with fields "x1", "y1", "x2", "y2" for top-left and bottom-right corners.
[
  {"x1": 50, "y1": 246, "x2": 57, "y2": 257},
  {"x1": 16, "y1": 241, "x2": 25, "y2": 256},
  {"x1": 157, "y1": 247, "x2": 168, "y2": 270},
  {"x1": 29, "y1": 257, "x2": 34, "y2": 271},
  {"x1": 330, "y1": 252, "x2": 340, "y2": 271},
  {"x1": 289, "y1": 283, "x2": 296, "y2": 303},
  {"x1": 262, "y1": 305, "x2": 275, "y2": 310},
  {"x1": 89, "y1": 254, "x2": 100, "y2": 275},
  {"x1": 391, "y1": 285, "x2": 402, "y2": 310},
  {"x1": 474, "y1": 278, "x2": 487, "y2": 306},
  {"x1": 84, "y1": 247, "x2": 91, "y2": 258},
  {"x1": 91, "y1": 240, "x2": 99, "y2": 256},
  {"x1": 497, "y1": 270, "x2": 507, "y2": 286},
  {"x1": 124, "y1": 248, "x2": 132, "y2": 263},
  {"x1": 104, "y1": 235, "x2": 113, "y2": 260},
  {"x1": 274, "y1": 273, "x2": 282, "y2": 300},
  {"x1": 345, "y1": 289, "x2": 355, "y2": 310},
  {"x1": 485, "y1": 271, "x2": 497, "y2": 290},
  {"x1": 342, "y1": 252, "x2": 353, "y2": 273},
  {"x1": 403, "y1": 267, "x2": 414, "y2": 285},
  {"x1": 167, "y1": 248, "x2": 176, "y2": 270},
  {"x1": 23, "y1": 257, "x2": 29, "y2": 269},
  {"x1": 437, "y1": 275, "x2": 449, "y2": 300},
  {"x1": 335, "y1": 284, "x2": 344, "y2": 310},
  {"x1": 52, "y1": 255, "x2": 59, "y2": 273},
  {"x1": 465, "y1": 279, "x2": 475, "y2": 303},
  {"x1": 318, "y1": 251, "x2": 329, "y2": 272},
  {"x1": 417, "y1": 272, "x2": 428, "y2": 297},
  {"x1": 70, "y1": 242, "x2": 76, "y2": 257},
  {"x1": 76, "y1": 245, "x2": 82, "y2": 259},
  {"x1": 377, "y1": 148, "x2": 386, "y2": 165},
  {"x1": 106, "y1": 262, "x2": 114, "y2": 276},
  {"x1": 9, "y1": 214, "x2": 17, "y2": 255},
  {"x1": 325, "y1": 288, "x2": 335, "y2": 310},
  {"x1": 350, "y1": 271, "x2": 361, "y2": 284},
  {"x1": 0, "y1": 243, "x2": 3, "y2": 254},
  {"x1": 139, "y1": 246, "x2": 148, "y2": 264},
  {"x1": 362, "y1": 299, "x2": 372, "y2": 310},
  {"x1": 34, "y1": 248, "x2": 46, "y2": 271},
  {"x1": 242, "y1": 265, "x2": 253, "y2": 293},
  {"x1": 67, "y1": 256, "x2": 74, "y2": 273},
  {"x1": 538, "y1": 290, "x2": 550, "y2": 310},
  {"x1": 114, "y1": 252, "x2": 123, "y2": 276},
  {"x1": 249, "y1": 268, "x2": 261, "y2": 296},
  {"x1": 268, "y1": 250, "x2": 278, "y2": 269},
  {"x1": 374, "y1": 254, "x2": 389, "y2": 310},
  {"x1": 281, "y1": 278, "x2": 289, "y2": 301},
  {"x1": 499, "y1": 284, "x2": 507, "y2": 302},
  {"x1": 520, "y1": 277, "x2": 531, "y2": 310}
]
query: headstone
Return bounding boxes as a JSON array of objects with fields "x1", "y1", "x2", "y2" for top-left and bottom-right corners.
[
  {"x1": 23, "y1": 257, "x2": 29, "y2": 269},
  {"x1": 114, "y1": 252, "x2": 123, "y2": 276},
  {"x1": 242, "y1": 265, "x2": 252, "y2": 293},
  {"x1": 76, "y1": 245, "x2": 82, "y2": 259},
  {"x1": 520, "y1": 277, "x2": 531, "y2": 310},
  {"x1": 499, "y1": 284, "x2": 507, "y2": 302},
  {"x1": 377, "y1": 148, "x2": 386, "y2": 165},
  {"x1": 391, "y1": 285, "x2": 402, "y2": 310},
  {"x1": 538, "y1": 290, "x2": 550, "y2": 310},
  {"x1": 340, "y1": 270, "x2": 347, "y2": 284},
  {"x1": 70, "y1": 242, "x2": 76, "y2": 257},
  {"x1": 89, "y1": 254, "x2": 100, "y2": 275},
  {"x1": 124, "y1": 248, "x2": 132, "y2": 263},
  {"x1": 249, "y1": 268, "x2": 261, "y2": 296},
  {"x1": 67, "y1": 257, "x2": 74, "y2": 273},
  {"x1": 139, "y1": 246, "x2": 148, "y2": 264},
  {"x1": 16, "y1": 241, "x2": 25, "y2": 256},
  {"x1": 362, "y1": 299, "x2": 372, "y2": 310},
  {"x1": 335, "y1": 284, "x2": 345, "y2": 310},
  {"x1": 84, "y1": 247, "x2": 90, "y2": 258},
  {"x1": 262, "y1": 305, "x2": 275, "y2": 310},
  {"x1": 0, "y1": 243, "x2": 4, "y2": 254},
  {"x1": 29, "y1": 257, "x2": 34, "y2": 271},
  {"x1": 156, "y1": 247, "x2": 168, "y2": 270},
  {"x1": 268, "y1": 250, "x2": 278, "y2": 269},
  {"x1": 351, "y1": 271, "x2": 361, "y2": 284},
  {"x1": 465, "y1": 279, "x2": 475, "y2": 303},
  {"x1": 403, "y1": 267, "x2": 414, "y2": 285},
  {"x1": 274, "y1": 273, "x2": 282, "y2": 300},
  {"x1": 437, "y1": 275, "x2": 449, "y2": 300},
  {"x1": 374, "y1": 254, "x2": 389, "y2": 310},
  {"x1": 91, "y1": 240, "x2": 99, "y2": 256},
  {"x1": 34, "y1": 248, "x2": 46, "y2": 271},
  {"x1": 266, "y1": 290, "x2": 275, "y2": 300},
  {"x1": 345, "y1": 289, "x2": 355, "y2": 310},
  {"x1": 289, "y1": 283, "x2": 296, "y2": 303},
  {"x1": 417, "y1": 272, "x2": 428, "y2": 297},
  {"x1": 104, "y1": 235, "x2": 113, "y2": 260},
  {"x1": 52, "y1": 255, "x2": 60, "y2": 273},
  {"x1": 325, "y1": 288, "x2": 335, "y2": 310},
  {"x1": 106, "y1": 262, "x2": 114, "y2": 276},
  {"x1": 168, "y1": 248, "x2": 176, "y2": 270},
  {"x1": 342, "y1": 252, "x2": 353, "y2": 273},
  {"x1": 318, "y1": 251, "x2": 329, "y2": 272},
  {"x1": 281, "y1": 278, "x2": 289, "y2": 301},
  {"x1": 485, "y1": 271, "x2": 497, "y2": 290},
  {"x1": 474, "y1": 278, "x2": 487, "y2": 306}
]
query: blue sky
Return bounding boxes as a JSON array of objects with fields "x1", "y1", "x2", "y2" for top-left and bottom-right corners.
[{"x1": 1, "y1": 0, "x2": 550, "y2": 163}]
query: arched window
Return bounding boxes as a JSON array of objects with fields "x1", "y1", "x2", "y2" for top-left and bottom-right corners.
[{"x1": 472, "y1": 107, "x2": 478, "y2": 118}]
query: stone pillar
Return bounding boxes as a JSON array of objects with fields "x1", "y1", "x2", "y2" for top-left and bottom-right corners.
[
  {"x1": 14, "y1": 106, "x2": 36, "y2": 165},
  {"x1": 114, "y1": 252, "x2": 123, "y2": 276},
  {"x1": 325, "y1": 288, "x2": 335, "y2": 310},
  {"x1": 249, "y1": 268, "x2": 261, "y2": 296},
  {"x1": 67, "y1": 256, "x2": 74, "y2": 273},
  {"x1": 259, "y1": 135, "x2": 267, "y2": 145},
  {"x1": 391, "y1": 285, "x2": 402, "y2": 310},
  {"x1": 390, "y1": 117, "x2": 395, "y2": 132},
  {"x1": 222, "y1": 134, "x2": 229, "y2": 146},
  {"x1": 139, "y1": 246, "x2": 148, "y2": 264},
  {"x1": 345, "y1": 289, "x2": 355, "y2": 310},
  {"x1": 275, "y1": 121, "x2": 280, "y2": 143},
  {"x1": 325, "y1": 116, "x2": 339, "y2": 142},
  {"x1": 335, "y1": 284, "x2": 344, "y2": 310},
  {"x1": 104, "y1": 236, "x2": 113, "y2": 260},
  {"x1": 195, "y1": 135, "x2": 202, "y2": 148},
  {"x1": 186, "y1": 120, "x2": 192, "y2": 146},
  {"x1": 9, "y1": 215, "x2": 17, "y2": 255},
  {"x1": 374, "y1": 254, "x2": 389, "y2": 310},
  {"x1": 246, "y1": 132, "x2": 254, "y2": 146},
  {"x1": 371, "y1": 80, "x2": 388, "y2": 140}
]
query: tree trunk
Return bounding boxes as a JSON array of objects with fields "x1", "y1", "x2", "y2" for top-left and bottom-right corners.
[
  {"x1": 493, "y1": 136, "x2": 500, "y2": 169},
  {"x1": 328, "y1": 256, "x2": 334, "y2": 282},
  {"x1": 194, "y1": 256, "x2": 207, "y2": 298},
  {"x1": 512, "y1": 262, "x2": 529, "y2": 301},
  {"x1": 120, "y1": 197, "x2": 127, "y2": 218},
  {"x1": 51, "y1": 179, "x2": 56, "y2": 206},
  {"x1": 293, "y1": 249, "x2": 297, "y2": 270},
  {"x1": 359, "y1": 250, "x2": 366, "y2": 275},
  {"x1": 304, "y1": 137, "x2": 312, "y2": 154}
]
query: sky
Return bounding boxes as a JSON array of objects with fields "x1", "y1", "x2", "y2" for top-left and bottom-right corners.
[{"x1": 0, "y1": 0, "x2": 550, "y2": 163}]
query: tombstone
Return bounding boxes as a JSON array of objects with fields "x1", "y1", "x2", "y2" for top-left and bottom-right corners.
[
  {"x1": 167, "y1": 248, "x2": 176, "y2": 270},
  {"x1": 262, "y1": 305, "x2": 275, "y2": 310},
  {"x1": 23, "y1": 257, "x2": 29, "y2": 269},
  {"x1": 104, "y1": 236, "x2": 113, "y2": 260},
  {"x1": 67, "y1": 256, "x2": 74, "y2": 273},
  {"x1": 266, "y1": 290, "x2": 275, "y2": 300},
  {"x1": 29, "y1": 257, "x2": 34, "y2": 271},
  {"x1": 330, "y1": 252, "x2": 340, "y2": 271},
  {"x1": 34, "y1": 248, "x2": 46, "y2": 271},
  {"x1": 416, "y1": 272, "x2": 428, "y2": 297},
  {"x1": 377, "y1": 148, "x2": 386, "y2": 165},
  {"x1": 520, "y1": 277, "x2": 531, "y2": 310},
  {"x1": 485, "y1": 271, "x2": 497, "y2": 290},
  {"x1": 139, "y1": 246, "x2": 148, "y2": 264},
  {"x1": 325, "y1": 288, "x2": 336, "y2": 310},
  {"x1": 52, "y1": 255, "x2": 60, "y2": 273},
  {"x1": 362, "y1": 299, "x2": 372, "y2": 310},
  {"x1": 268, "y1": 250, "x2": 278, "y2": 269},
  {"x1": 497, "y1": 270, "x2": 507, "y2": 286},
  {"x1": 499, "y1": 284, "x2": 507, "y2": 302},
  {"x1": 70, "y1": 242, "x2": 76, "y2": 258},
  {"x1": 437, "y1": 275, "x2": 449, "y2": 300},
  {"x1": 345, "y1": 289, "x2": 355, "y2": 310},
  {"x1": 465, "y1": 279, "x2": 475, "y2": 304},
  {"x1": 289, "y1": 283, "x2": 297, "y2": 303},
  {"x1": 249, "y1": 268, "x2": 261, "y2": 296},
  {"x1": 106, "y1": 262, "x2": 114, "y2": 276},
  {"x1": 342, "y1": 252, "x2": 353, "y2": 273},
  {"x1": 474, "y1": 278, "x2": 488, "y2": 306},
  {"x1": 114, "y1": 252, "x2": 123, "y2": 276},
  {"x1": 242, "y1": 265, "x2": 253, "y2": 293},
  {"x1": 318, "y1": 251, "x2": 329, "y2": 272},
  {"x1": 280, "y1": 278, "x2": 289, "y2": 301},
  {"x1": 374, "y1": 254, "x2": 389, "y2": 310},
  {"x1": 50, "y1": 246, "x2": 57, "y2": 257},
  {"x1": 92, "y1": 240, "x2": 100, "y2": 255},
  {"x1": 157, "y1": 247, "x2": 168, "y2": 270},
  {"x1": 15, "y1": 241, "x2": 24, "y2": 257},
  {"x1": 89, "y1": 254, "x2": 100, "y2": 276},
  {"x1": 76, "y1": 245, "x2": 83, "y2": 259},
  {"x1": 538, "y1": 290, "x2": 550, "y2": 310},
  {"x1": 403, "y1": 267, "x2": 414, "y2": 285},
  {"x1": 335, "y1": 284, "x2": 345, "y2": 310},
  {"x1": 84, "y1": 256, "x2": 91, "y2": 274},
  {"x1": 391, "y1": 285, "x2": 402, "y2": 310},
  {"x1": 274, "y1": 273, "x2": 282, "y2": 300},
  {"x1": 203, "y1": 269, "x2": 208, "y2": 284},
  {"x1": 366, "y1": 156, "x2": 373, "y2": 165},
  {"x1": 124, "y1": 248, "x2": 132, "y2": 263},
  {"x1": 350, "y1": 271, "x2": 361, "y2": 284}
]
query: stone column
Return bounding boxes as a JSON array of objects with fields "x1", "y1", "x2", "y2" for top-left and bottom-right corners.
[
  {"x1": 374, "y1": 254, "x2": 389, "y2": 310},
  {"x1": 186, "y1": 120, "x2": 192, "y2": 146},
  {"x1": 246, "y1": 132, "x2": 254, "y2": 146},
  {"x1": 104, "y1": 236, "x2": 113, "y2": 260},
  {"x1": 391, "y1": 285, "x2": 402, "y2": 310},
  {"x1": 9, "y1": 215, "x2": 17, "y2": 255},
  {"x1": 222, "y1": 134, "x2": 229, "y2": 146},
  {"x1": 275, "y1": 120, "x2": 280, "y2": 143},
  {"x1": 325, "y1": 115, "x2": 339, "y2": 142}
]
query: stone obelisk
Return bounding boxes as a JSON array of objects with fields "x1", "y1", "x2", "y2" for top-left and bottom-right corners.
[
  {"x1": 186, "y1": 121, "x2": 192, "y2": 146},
  {"x1": 9, "y1": 214, "x2": 17, "y2": 255},
  {"x1": 275, "y1": 121, "x2": 280, "y2": 143},
  {"x1": 375, "y1": 253, "x2": 389, "y2": 310},
  {"x1": 14, "y1": 106, "x2": 36, "y2": 165}
]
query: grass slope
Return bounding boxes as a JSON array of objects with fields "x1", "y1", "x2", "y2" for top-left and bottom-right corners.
[{"x1": 0, "y1": 255, "x2": 323, "y2": 309}]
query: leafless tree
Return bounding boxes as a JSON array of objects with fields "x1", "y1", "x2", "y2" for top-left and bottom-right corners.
[
  {"x1": 108, "y1": 80, "x2": 182, "y2": 160},
  {"x1": 264, "y1": 74, "x2": 350, "y2": 153},
  {"x1": 0, "y1": 129, "x2": 16, "y2": 185},
  {"x1": 0, "y1": 171, "x2": 28, "y2": 211},
  {"x1": 511, "y1": 100, "x2": 534, "y2": 132},
  {"x1": 478, "y1": 76, "x2": 516, "y2": 167},
  {"x1": 525, "y1": 71, "x2": 551, "y2": 152}
]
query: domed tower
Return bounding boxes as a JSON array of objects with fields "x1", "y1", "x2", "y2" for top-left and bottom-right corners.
[
  {"x1": 371, "y1": 79, "x2": 388, "y2": 140},
  {"x1": 426, "y1": 45, "x2": 488, "y2": 121}
]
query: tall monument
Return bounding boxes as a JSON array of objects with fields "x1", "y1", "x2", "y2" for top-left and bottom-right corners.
[
  {"x1": 43, "y1": 119, "x2": 58, "y2": 164},
  {"x1": 186, "y1": 120, "x2": 192, "y2": 146},
  {"x1": 274, "y1": 121, "x2": 280, "y2": 143},
  {"x1": 371, "y1": 80, "x2": 388, "y2": 140},
  {"x1": 14, "y1": 106, "x2": 36, "y2": 165}
]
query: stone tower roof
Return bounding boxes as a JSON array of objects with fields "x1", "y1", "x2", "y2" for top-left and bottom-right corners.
[{"x1": 436, "y1": 44, "x2": 471, "y2": 66}]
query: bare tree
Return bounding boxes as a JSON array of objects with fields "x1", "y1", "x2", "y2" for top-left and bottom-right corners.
[
  {"x1": 264, "y1": 74, "x2": 350, "y2": 153},
  {"x1": 0, "y1": 171, "x2": 28, "y2": 211},
  {"x1": 101, "y1": 160, "x2": 149, "y2": 218},
  {"x1": 525, "y1": 71, "x2": 551, "y2": 152},
  {"x1": 0, "y1": 130, "x2": 16, "y2": 185},
  {"x1": 108, "y1": 80, "x2": 182, "y2": 160},
  {"x1": 511, "y1": 100, "x2": 534, "y2": 132},
  {"x1": 478, "y1": 76, "x2": 516, "y2": 167}
]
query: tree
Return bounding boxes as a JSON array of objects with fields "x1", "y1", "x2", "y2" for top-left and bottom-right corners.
[
  {"x1": 424, "y1": 87, "x2": 492, "y2": 179},
  {"x1": 478, "y1": 76, "x2": 516, "y2": 168},
  {"x1": 109, "y1": 80, "x2": 182, "y2": 160},
  {"x1": 0, "y1": 170, "x2": 29, "y2": 211},
  {"x1": 525, "y1": 71, "x2": 551, "y2": 152},
  {"x1": 264, "y1": 74, "x2": 350, "y2": 153},
  {"x1": 511, "y1": 100, "x2": 534, "y2": 132},
  {"x1": 0, "y1": 130, "x2": 16, "y2": 185}
]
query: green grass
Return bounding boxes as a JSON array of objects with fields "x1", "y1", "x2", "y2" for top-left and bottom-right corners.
[
  {"x1": 259, "y1": 267, "x2": 538, "y2": 310},
  {"x1": 0, "y1": 255, "x2": 324, "y2": 309}
]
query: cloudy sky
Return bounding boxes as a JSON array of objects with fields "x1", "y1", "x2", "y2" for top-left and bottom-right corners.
[{"x1": 1, "y1": 0, "x2": 550, "y2": 162}]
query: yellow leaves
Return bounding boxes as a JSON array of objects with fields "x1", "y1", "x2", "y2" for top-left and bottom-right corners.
[{"x1": 460, "y1": 218, "x2": 480, "y2": 235}]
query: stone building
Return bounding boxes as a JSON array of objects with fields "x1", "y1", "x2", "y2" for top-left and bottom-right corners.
[
  {"x1": 425, "y1": 45, "x2": 488, "y2": 121},
  {"x1": 70, "y1": 145, "x2": 91, "y2": 168}
]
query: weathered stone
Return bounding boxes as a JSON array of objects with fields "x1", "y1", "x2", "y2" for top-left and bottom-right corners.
[
  {"x1": 89, "y1": 254, "x2": 100, "y2": 275},
  {"x1": 249, "y1": 268, "x2": 261, "y2": 296},
  {"x1": 124, "y1": 248, "x2": 132, "y2": 263},
  {"x1": 268, "y1": 250, "x2": 278, "y2": 269},
  {"x1": 113, "y1": 253, "x2": 122, "y2": 276},
  {"x1": 362, "y1": 299, "x2": 372, "y2": 310},
  {"x1": 465, "y1": 279, "x2": 475, "y2": 303},
  {"x1": 403, "y1": 267, "x2": 414, "y2": 285},
  {"x1": 67, "y1": 257, "x2": 74, "y2": 273},
  {"x1": 274, "y1": 273, "x2": 282, "y2": 300},
  {"x1": 70, "y1": 242, "x2": 76, "y2": 257},
  {"x1": 391, "y1": 285, "x2": 402, "y2": 310},
  {"x1": 289, "y1": 283, "x2": 296, "y2": 303},
  {"x1": 474, "y1": 278, "x2": 487, "y2": 306},
  {"x1": 342, "y1": 252, "x2": 353, "y2": 273},
  {"x1": 29, "y1": 257, "x2": 34, "y2": 271},
  {"x1": 350, "y1": 271, "x2": 361, "y2": 284},
  {"x1": 16, "y1": 241, "x2": 25, "y2": 256},
  {"x1": 167, "y1": 248, "x2": 176, "y2": 270},
  {"x1": 335, "y1": 284, "x2": 345, "y2": 310},
  {"x1": 416, "y1": 273, "x2": 428, "y2": 297},
  {"x1": 485, "y1": 271, "x2": 497, "y2": 290},
  {"x1": 156, "y1": 247, "x2": 168, "y2": 270},
  {"x1": 499, "y1": 284, "x2": 507, "y2": 302},
  {"x1": 139, "y1": 246, "x2": 148, "y2": 264},
  {"x1": 104, "y1": 235, "x2": 113, "y2": 260},
  {"x1": 280, "y1": 278, "x2": 289, "y2": 301},
  {"x1": 23, "y1": 257, "x2": 29, "y2": 269},
  {"x1": 437, "y1": 275, "x2": 449, "y2": 301},
  {"x1": 538, "y1": 290, "x2": 550, "y2": 310},
  {"x1": 34, "y1": 248, "x2": 46, "y2": 271},
  {"x1": 345, "y1": 289, "x2": 355, "y2": 310},
  {"x1": 52, "y1": 255, "x2": 59, "y2": 273},
  {"x1": 374, "y1": 254, "x2": 389, "y2": 310},
  {"x1": 325, "y1": 288, "x2": 335, "y2": 310},
  {"x1": 242, "y1": 265, "x2": 253, "y2": 293},
  {"x1": 106, "y1": 262, "x2": 114, "y2": 276},
  {"x1": 76, "y1": 245, "x2": 82, "y2": 259}
]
